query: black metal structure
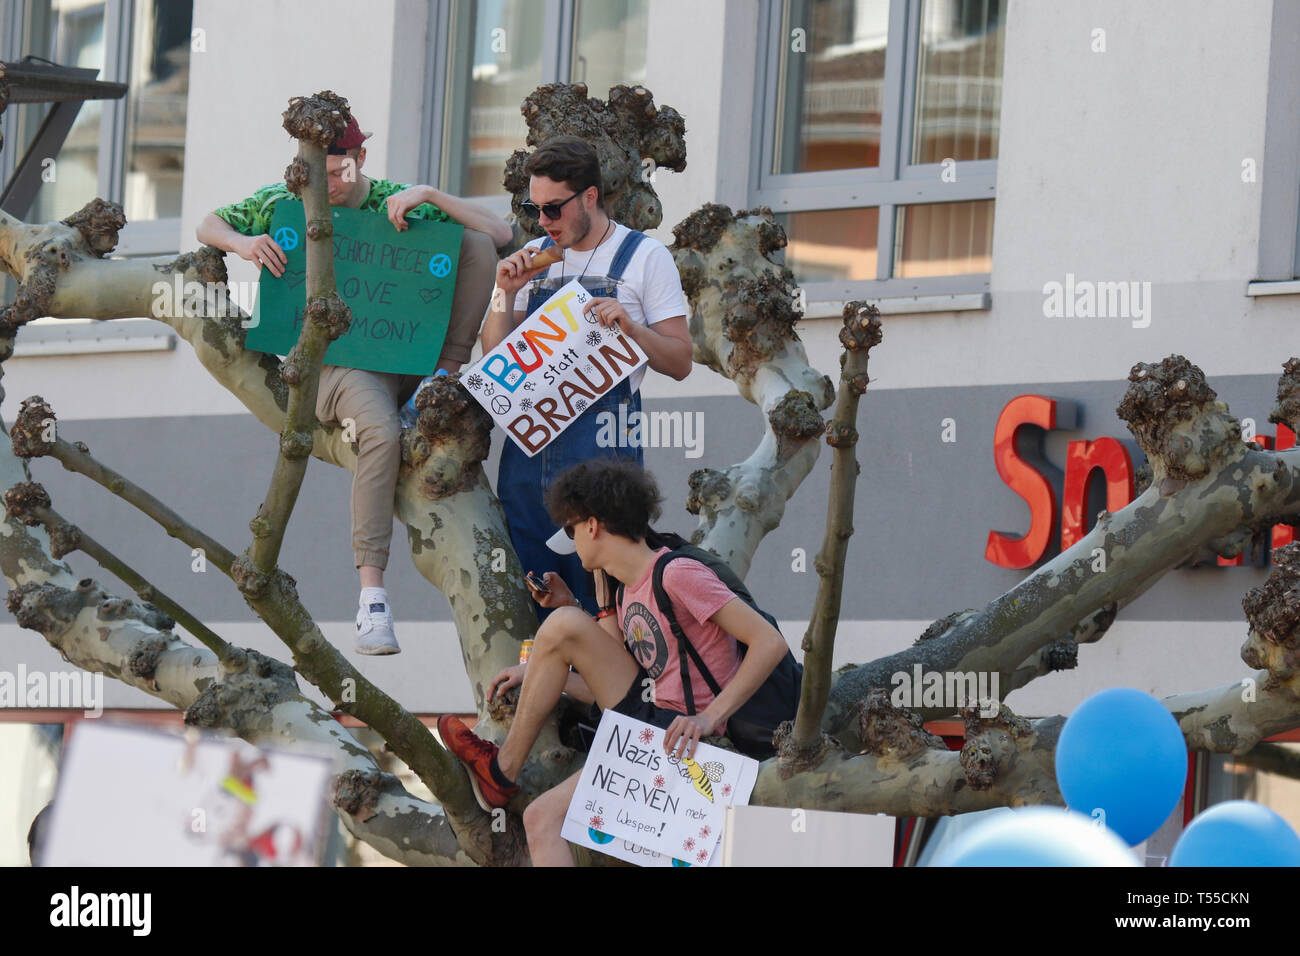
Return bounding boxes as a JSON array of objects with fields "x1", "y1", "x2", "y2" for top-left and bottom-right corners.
[{"x1": 0, "y1": 57, "x2": 127, "y2": 218}]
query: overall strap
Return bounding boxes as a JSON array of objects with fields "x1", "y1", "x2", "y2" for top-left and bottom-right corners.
[
  {"x1": 650, "y1": 552, "x2": 724, "y2": 716},
  {"x1": 538, "y1": 236, "x2": 556, "y2": 251},
  {"x1": 605, "y1": 229, "x2": 647, "y2": 283}
]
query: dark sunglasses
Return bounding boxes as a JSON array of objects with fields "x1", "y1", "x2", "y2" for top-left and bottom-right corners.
[
  {"x1": 563, "y1": 517, "x2": 587, "y2": 539},
  {"x1": 521, "y1": 191, "x2": 582, "y2": 221}
]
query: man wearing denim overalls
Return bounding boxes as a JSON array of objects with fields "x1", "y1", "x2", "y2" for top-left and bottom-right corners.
[{"x1": 483, "y1": 136, "x2": 693, "y2": 619}]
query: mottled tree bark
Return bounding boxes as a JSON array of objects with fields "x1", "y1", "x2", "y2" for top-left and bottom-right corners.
[
  {"x1": 0, "y1": 414, "x2": 474, "y2": 864},
  {"x1": 825, "y1": 358, "x2": 1300, "y2": 749},
  {"x1": 669, "y1": 205, "x2": 835, "y2": 578},
  {"x1": 787, "y1": 304, "x2": 881, "y2": 760},
  {"x1": 502, "y1": 83, "x2": 686, "y2": 248}
]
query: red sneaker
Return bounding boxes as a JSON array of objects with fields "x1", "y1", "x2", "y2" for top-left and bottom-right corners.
[{"x1": 437, "y1": 714, "x2": 520, "y2": 811}]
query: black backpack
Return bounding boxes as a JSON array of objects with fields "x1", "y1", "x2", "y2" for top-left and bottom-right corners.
[{"x1": 616, "y1": 530, "x2": 803, "y2": 759}]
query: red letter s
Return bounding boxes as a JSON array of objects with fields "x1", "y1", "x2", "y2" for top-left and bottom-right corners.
[{"x1": 985, "y1": 395, "x2": 1062, "y2": 569}]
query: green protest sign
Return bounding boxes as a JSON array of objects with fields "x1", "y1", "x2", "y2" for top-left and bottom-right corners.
[{"x1": 247, "y1": 204, "x2": 463, "y2": 375}]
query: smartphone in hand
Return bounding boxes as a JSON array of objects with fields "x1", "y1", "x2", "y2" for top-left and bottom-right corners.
[{"x1": 525, "y1": 571, "x2": 551, "y2": 595}]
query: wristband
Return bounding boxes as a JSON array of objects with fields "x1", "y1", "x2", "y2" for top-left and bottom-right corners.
[{"x1": 595, "y1": 607, "x2": 616, "y2": 620}]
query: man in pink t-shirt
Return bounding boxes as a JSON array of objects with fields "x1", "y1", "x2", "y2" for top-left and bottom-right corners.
[
  {"x1": 437, "y1": 461, "x2": 789, "y2": 866},
  {"x1": 618, "y1": 548, "x2": 742, "y2": 725}
]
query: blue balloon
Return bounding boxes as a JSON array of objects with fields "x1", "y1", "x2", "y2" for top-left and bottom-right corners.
[
  {"x1": 931, "y1": 807, "x2": 1138, "y2": 866},
  {"x1": 1055, "y1": 687, "x2": 1186, "y2": 845},
  {"x1": 1171, "y1": 800, "x2": 1300, "y2": 867}
]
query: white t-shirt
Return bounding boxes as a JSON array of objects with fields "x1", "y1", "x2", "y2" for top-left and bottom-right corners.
[{"x1": 513, "y1": 221, "x2": 687, "y2": 393}]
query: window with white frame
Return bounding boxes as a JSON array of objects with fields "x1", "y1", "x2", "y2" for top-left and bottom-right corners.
[
  {"x1": 752, "y1": 0, "x2": 1004, "y2": 303},
  {"x1": 4, "y1": 0, "x2": 193, "y2": 254},
  {"x1": 1244, "y1": 1, "x2": 1300, "y2": 295},
  {"x1": 423, "y1": 0, "x2": 648, "y2": 202}
]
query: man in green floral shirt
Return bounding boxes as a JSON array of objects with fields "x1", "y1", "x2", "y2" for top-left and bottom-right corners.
[{"x1": 197, "y1": 115, "x2": 510, "y2": 656}]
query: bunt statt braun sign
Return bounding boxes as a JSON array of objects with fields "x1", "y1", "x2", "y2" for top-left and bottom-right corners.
[{"x1": 462, "y1": 280, "x2": 649, "y2": 457}]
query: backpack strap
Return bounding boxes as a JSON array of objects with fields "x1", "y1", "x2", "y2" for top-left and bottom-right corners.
[
  {"x1": 605, "y1": 229, "x2": 647, "y2": 283},
  {"x1": 650, "y1": 552, "x2": 723, "y2": 716},
  {"x1": 646, "y1": 527, "x2": 690, "y2": 551}
]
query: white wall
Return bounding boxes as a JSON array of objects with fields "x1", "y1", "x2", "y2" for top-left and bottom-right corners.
[
  {"x1": 653, "y1": 0, "x2": 1295, "y2": 400},
  {"x1": 183, "y1": 0, "x2": 428, "y2": 305},
  {"x1": 5, "y1": 0, "x2": 434, "y2": 422},
  {"x1": 868, "y1": 0, "x2": 1287, "y2": 391},
  {"x1": 644, "y1": 0, "x2": 759, "y2": 235}
]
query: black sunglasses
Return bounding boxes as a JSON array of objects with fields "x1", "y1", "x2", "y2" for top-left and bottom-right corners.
[
  {"x1": 521, "y1": 191, "x2": 582, "y2": 221},
  {"x1": 563, "y1": 517, "x2": 588, "y2": 539}
]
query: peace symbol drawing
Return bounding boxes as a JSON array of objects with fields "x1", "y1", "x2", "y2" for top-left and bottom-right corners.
[
  {"x1": 428, "y1": 253, "x2": 453, "y2": 277},
  {"x1": 490, "y1": 395, "x2": 512, "y2": 415},
  {"x1": 273, "y1": 226, "x2": 299, "y2": 251}
]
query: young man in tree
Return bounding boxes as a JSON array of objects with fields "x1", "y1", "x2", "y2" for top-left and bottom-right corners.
[
  {"x1": 197, "y1": 115, "x2": 511, "y2": 655},
  {"x1": 484, "y1": 136, "x2": 693, "y2": 620},
  {"x1": 438, "y1": 460, "x2": 789, "y2": 866}
]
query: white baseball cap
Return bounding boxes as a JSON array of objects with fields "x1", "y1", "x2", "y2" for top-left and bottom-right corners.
[{"x1": 546, "y1": 527, "x2": 576, "y2": 555}]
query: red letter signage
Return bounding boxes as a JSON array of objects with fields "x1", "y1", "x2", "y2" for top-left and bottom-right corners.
[
  {"x1": 985, "y1": 395, "x2": 1060, "y2": 569},
  {"x1": 985, "y1": 398, "x2": 1291, "y2": 570},
  {"x1": 1060, "y1": 438, "x2": 1135, "y2": 551},
  {"x1": 1219, "y1": 424, "x2": 1296, "y2": 564}
]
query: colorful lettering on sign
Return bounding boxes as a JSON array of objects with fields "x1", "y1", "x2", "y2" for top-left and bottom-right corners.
[
  {"x1": 504, "y1": 332, "x2": 638, "y2": 453},
  {"x1": 1060, "y1": 437, "x2": 1135, "y2": 551},
  {"x1": 511, "y1": 316, "x2": 567, "y2": 368},
  {"x1": 545, "y1": 290, "x2": 582, "y2": 330},
  {"x1": 574, "y1": 363, "x2": 614, "y2": 395},
  {"x1": 501, "y1": 291, "x2": 586, "y2": 379},
  {"x1": 507, "y1": 415, "x2": 551, "y2": 453},
  {"x1": 598, "y1": 336, "x2": 641, "y2": 378},
  {"x1": 483, "y1": 354, "x2": 524, "y2": 392}
]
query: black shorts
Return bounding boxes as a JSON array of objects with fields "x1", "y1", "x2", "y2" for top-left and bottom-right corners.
[{"x1": 603, "y1": 665, "x2": 684, "y2": 730}]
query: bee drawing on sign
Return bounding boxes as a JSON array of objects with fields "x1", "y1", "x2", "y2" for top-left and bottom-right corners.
[{"x1": 670, "y1": 755, "x2": 725, "y2": 803}]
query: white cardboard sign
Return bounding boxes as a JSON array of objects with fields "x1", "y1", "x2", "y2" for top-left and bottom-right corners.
[
  {"x1": 561, "y1": 711, "x2": 758, "y2": 867},
  {"x1": 462, "y1": 280, "x2": 648, "y2": 456},
  {"x1": 39, "y1": 721, "x2": 334, "y2": 867}
]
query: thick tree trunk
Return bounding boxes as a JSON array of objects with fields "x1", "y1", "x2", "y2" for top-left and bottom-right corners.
[
  {"x1": 825, "y1": 359, "x2": 1300, "y2": 748},
  {"x1": 670, "y1": 205, "x2": 835, "y2": 578},
  {"x1": 0, "y1": 424, "x2": 474, "y2": 864}
]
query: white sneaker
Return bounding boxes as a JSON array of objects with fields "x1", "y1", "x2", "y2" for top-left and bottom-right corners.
[{"x1": 356, "y1": 599, "x2": 400, "y2": 655}]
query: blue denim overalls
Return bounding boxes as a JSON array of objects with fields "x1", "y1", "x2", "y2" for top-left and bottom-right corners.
[{"x1": 498, "y1": 230, "x2": 648, "y2": 619}]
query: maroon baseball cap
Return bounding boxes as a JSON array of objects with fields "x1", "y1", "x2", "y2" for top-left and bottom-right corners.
[{"x1": 330, "y1": 116, "x2": 372, "y2": 152}]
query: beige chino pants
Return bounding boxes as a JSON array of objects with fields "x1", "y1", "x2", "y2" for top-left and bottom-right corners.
[{"x1": 314, "y1": 227, "x2": 496, "y2": 569}]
